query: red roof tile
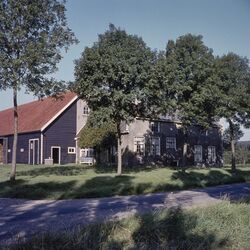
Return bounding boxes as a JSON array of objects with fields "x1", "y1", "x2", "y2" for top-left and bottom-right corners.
[{"x1": 0, "y1": 92, "x2": 77, "y2": 136}]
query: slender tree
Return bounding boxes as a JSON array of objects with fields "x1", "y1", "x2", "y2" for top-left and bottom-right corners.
[
  {"x1": 0, "y1": 0, "x2": 77, "y2": 181},
  {"x1": 161, "y1": 34, "x2": 219, "y2": 169},
  {"x1": 75, "y1": 24, "x2": 155, "y2": 175},
  {"x1": 216, "y1": 53, "x2": 250, "y2": 172}
]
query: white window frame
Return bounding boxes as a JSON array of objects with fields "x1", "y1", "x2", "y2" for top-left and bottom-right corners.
[
  {"x1": 208, "y1": 146, "x2": 216, "y2": 163},
  {"x1": 28, "y1": 138, "x2": 40, "y2": 165},
  {"x1": 68, "y1": 147, "x2": 76, "y2": 154},
  {"x1": 166, "y1": 137, "x2": 176, "y2": 150},
  {"x1": 150, "y1": 137, "x2": 161, "y2": 156},
  {"x1": 81, "y1": 148, "x2": 94, "y2": 158},
  {"x1": 83, "y1": 106, "x2": 89, "y2": 115},
  {"x1": 150, "y1": 121, "x2": 160, "y2": 133},
  {"x1": 134, "y1": 137, "x2": 145, "y2": 156},
  {"x1": 194, "y1": 145, "x2": 203, "y2": 162}
]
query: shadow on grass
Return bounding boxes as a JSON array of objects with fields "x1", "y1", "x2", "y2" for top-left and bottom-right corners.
[
  {"x1": 93, "y1": 164, "x2": 163, "y2": 174},
  {"x1": 171, "y1": 169, "x2": 247, "y2": 188},
  {"x1": 1, "y1": 167, "x2": 250, "y2": 200},
  {"x1": 7, "y1": 207, "x2": 228, "y2": 250},
  {"x1": 0, "y1": 179, "x2": 77, "y2": 199},
  {"x1": 131, "y1": 207, "x2": 228, "y2": 250},
  {"x1": 60, "y1": 175, "x2": 137, "y2": 199},
  {"x1": 16, "y1": 165, "x2": 90, "y2": 177}
]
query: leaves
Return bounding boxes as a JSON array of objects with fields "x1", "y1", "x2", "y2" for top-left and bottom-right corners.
[
  {"x1": 74, "y1": 24, "x2": 156, "y2": 125},
  {"x1": 79, "y1": 111, "x2": 117, "y2": 149},
  {"x1": 0, "y1": 0, "x2": 78, "y2": 96},
  {"x1": 159, "y1": 34, "x2": 220, "y2": 129}
]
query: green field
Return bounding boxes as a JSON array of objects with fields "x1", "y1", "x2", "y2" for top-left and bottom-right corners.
[
  {"x1": 0, "y1": 164, "x2": 249, "y2": 200},
  {"x1": 6, "y1": 200, "x2": 250, "y2": 250}
]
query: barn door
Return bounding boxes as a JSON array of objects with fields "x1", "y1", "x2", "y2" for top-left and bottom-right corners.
[{"x1": 29, "y1": 139, "x2": 39, "y2": 165}]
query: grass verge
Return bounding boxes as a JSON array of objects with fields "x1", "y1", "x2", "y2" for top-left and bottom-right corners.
[
  {"x1": 0, "y1": 164, "x2": 250, "y2": 199},
  {"x1": 4, "y1": 199, "x2": 250, "y2": 250}
]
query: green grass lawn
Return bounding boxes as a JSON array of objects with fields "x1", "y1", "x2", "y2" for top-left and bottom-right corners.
[
  {"x1": 0, "y1": 164, "x2": 250, "y2": 200},
  {"x1": 6, "y1": 199, "x2": 250, "y2": 250}
]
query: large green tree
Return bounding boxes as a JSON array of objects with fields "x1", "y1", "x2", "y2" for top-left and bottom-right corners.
[
  {"x1": 160, "y1": 34, "x2": 219, "y2": 168},
  {"x1": 0, "y1": 0, "x2": 77, "y2": 181},
  {"x1": 216, "y1": 53, "x2": 250, "y2": 171},
  {"x1": 75, "y1": 24, "x2": 155, "y2": 175}
]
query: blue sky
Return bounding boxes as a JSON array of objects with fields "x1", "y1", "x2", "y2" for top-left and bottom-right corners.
[{"x1": 0, "y1": 0, "x2": 250, "y2": 139}]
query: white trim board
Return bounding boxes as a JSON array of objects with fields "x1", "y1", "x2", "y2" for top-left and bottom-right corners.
[
  {"x1": 41, "y1": 96, "x2": 78, "y2": 132},
  {"x1": 28, "y1": 138, "x2": 40, "y2": 165}
]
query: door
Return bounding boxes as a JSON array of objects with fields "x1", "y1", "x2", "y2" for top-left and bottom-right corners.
[
  {"x1": 29, "y1": 139, "x2": 39, "y2": 165},
  {"x1": 51, "y1": 147, "x2": 61, "y2": 164}
]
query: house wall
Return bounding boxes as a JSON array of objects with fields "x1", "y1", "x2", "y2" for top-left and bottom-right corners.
[
  {"x1": 6, "y1": 132, "x2": 41, "y2": 164},
  {"x1": 75, "y1": 99, "x2": 89, "y2": 164},
  {"x1": 43, "y1": 101, "x2": 77, "y2": 164},
  {"x1": 122, "y1": 119, "x2": 223, "y2": 166}
]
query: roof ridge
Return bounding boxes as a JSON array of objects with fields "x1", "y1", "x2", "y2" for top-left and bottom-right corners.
[{"x1": 0, "y1": 91, "x2": 76, "y2": 113}]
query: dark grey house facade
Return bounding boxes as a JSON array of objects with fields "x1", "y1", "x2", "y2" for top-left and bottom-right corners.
[{"x1": 121, "y1": 119, "x2": 223, "y2": 167}]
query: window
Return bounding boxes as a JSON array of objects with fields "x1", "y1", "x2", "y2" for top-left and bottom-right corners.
[
  {"x1": 83, "y1": 106, "x2": 89, "y2": 115},
  {"x1": 68, "y1": 147, "x2": 76, "y2": 154},
  {"x1": 150, "y1": 137, "x2": 160, "y2": 156},
  {"x1": 150, "y1": 122, "x2": 160, "y2": 133},
  {"x1": 81, "y1": 148, "x2": 94, "y2": 157},
  {"x1": 166, "y1": 137, "x2": 176, "y2": 149},
  {"x1": 194, "y1": 145, "x2": 202, "y2": 162},
  {"x1": 134, "y1": 137, "x2": 145, "y2": 156},
  {"x1": 208, "y1": 146, "x2": 216, "y2": 163}
]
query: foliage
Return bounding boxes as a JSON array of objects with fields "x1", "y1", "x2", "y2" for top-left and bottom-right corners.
[
  {"x1": 74, "y1": 24, "x2": 156, "y2": 174},
  {"x1": 0, "y1": 0, "x2": 77, "y2": 96},
  {"x1": 224, "y1": 145, "x2": 250, "y2": 165},
  {"x1": 223, "y1": 123, "x2": 244, "y2": 149},
  {"x1": 7, "y1": 201, "x2": 250, "y2": 250},
  {"x1": 163, "y1": 34, "x2": 219, "y2": 128},
  {"x1": 79, "y1": 111, "x2": 117, "y2": 149},
  {"x1": 156, "y1": 34, "x2": 220, "y2": 168},
  {"x1": 216, "y1": 53, "x2": 250, "y2": 170}
]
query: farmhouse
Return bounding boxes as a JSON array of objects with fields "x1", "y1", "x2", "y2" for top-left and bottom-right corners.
[{"x1": 0, "y1": 92, "x2": 223, "y2": 166}]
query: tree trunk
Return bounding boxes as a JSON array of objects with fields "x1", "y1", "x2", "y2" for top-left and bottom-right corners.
[
  {"x1": 182, "y1": 142, "x2": 188, "y2": 172},
  {"x1": 229, "y1": 120, "x2": 236, "y2": 172},
  {"x1": 117, "y1": 122, "x2": 122, "y2": 175},
  {"x1": 181, "y1": 129, "x2": 188, "y2": 172},
  {"x1": 10, "y1": 87, "x2": 18, "y2": 182}
]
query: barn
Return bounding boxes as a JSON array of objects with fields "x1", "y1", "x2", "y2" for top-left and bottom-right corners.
[{"x1": 0, "y1": 92, "x2": 89, "y2": 165}]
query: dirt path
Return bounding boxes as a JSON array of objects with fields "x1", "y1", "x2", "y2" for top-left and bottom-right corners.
[{"x1": 0, "y1": 182, "x2": 250, "y2": 245}]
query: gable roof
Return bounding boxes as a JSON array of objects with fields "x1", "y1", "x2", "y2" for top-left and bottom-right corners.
[{"x1": 0, "y1": 92, "x2": 78, "y2": 136}]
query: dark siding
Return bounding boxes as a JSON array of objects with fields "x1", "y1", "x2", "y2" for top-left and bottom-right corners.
[
  {"x1": 6, "y1": 132, "x2": 41, "y2": 164},
  {"x1": 123, "y1": 121, "x2": 223, "y2": 167},
  {"x1": 43, "y1": 101, "x2": 76, "y2": 164}
]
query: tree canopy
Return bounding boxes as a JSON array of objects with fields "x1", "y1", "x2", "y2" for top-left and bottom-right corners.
[
  {"x1": 155, "y1": 34, "x2": 220, "y2": 168},
  {"x1": 163, "y1": 34, "x2": 219, "y2": 128},
  {"x1": 74, "y1": 24, "x2": 156, "y2": 174},
  {"x1": 216, "y1": 53, "x2": 250, "y2": 171}
]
